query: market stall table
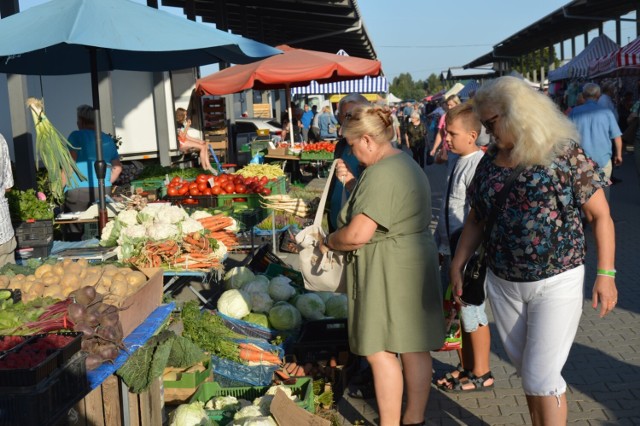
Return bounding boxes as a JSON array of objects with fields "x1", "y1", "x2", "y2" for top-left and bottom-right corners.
[{"x1": 61, "y1": 303, "x2": 175, "y2": 426}]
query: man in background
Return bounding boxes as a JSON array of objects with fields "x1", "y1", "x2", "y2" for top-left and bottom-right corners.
[{"x1": 570, "y1": 83, "x2": 622, "y2": 201}]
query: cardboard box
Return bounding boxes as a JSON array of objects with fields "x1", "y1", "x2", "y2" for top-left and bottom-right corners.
[
  {"x1": 119, "y1": 268, "x2": 163, "y2": 338},
  {"x1": 271, "y1": 389, "x2": 330, "y2": 426},
  {"x1": 268, "y1": 147, "x2": 287, "y2": 156}
]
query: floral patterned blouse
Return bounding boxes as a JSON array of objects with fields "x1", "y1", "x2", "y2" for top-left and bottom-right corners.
[{"x1": 468, "y1": 140, "x2": 607, "y2": 282}]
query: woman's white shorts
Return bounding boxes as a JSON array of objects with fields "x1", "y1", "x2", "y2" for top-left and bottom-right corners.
[{"x1": 486, "y1": 265, "x2": 584, "y2": 397}]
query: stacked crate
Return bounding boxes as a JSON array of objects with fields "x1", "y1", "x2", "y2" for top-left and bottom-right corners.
[{"x1": 202, "y1": 97, "x2": 228, "y2": 163}]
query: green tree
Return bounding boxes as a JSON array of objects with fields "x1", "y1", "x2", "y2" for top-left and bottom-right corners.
[
  {"x1": 514, "y1": 47, "x2": 560, "y2": 76},
  {"x1": 425, "y1": 73, "x2": 444, "y2": 95},
  {"x1": 389, "y1": 73, "x2": 426, "y2": 101}
]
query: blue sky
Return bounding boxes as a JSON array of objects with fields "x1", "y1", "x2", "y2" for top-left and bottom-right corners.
[{"x1": 18, "y1": 0, "x2": 639, "y2": 81}]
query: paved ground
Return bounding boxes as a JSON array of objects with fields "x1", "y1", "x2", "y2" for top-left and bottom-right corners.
[{"x1": 333, "y1": 150, "x2": 640, "y2": 425}]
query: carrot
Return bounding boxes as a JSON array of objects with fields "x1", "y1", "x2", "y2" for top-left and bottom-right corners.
[
  {"x1": 239, "y1": 348, "x2": 281, "y2": 364},
  {"x1": 275, "y1": 369, "x2": 291, "y2": 380}
]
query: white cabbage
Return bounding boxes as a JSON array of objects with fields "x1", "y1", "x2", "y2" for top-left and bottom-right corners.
[
  {"x1": 224, "y1": 267, "x2": 256, "y2": 290},
  {"x1": 294, "y1": 293, "x2": 326, "y2": 320},
  {"x1": 268, "y1": 276, "x2": 296, "y2": 301},
  {"x1": 268, "y1": 302, "x2": 301, "y2": 331},
  {"x1": 217, "y1": 289, "x2": 252, "y2": 319},
  {"x1": 249, "y1": 291, "x2": 273, "y2": 314}
]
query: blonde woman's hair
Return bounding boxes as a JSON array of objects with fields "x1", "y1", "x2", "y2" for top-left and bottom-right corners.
[
  {"x1": 473, "y1": 76, "x2": 578, "y2": 166},
  {"x1": 342, "y1": 105, "x2": 394, "y2": 144},
  {"x1": 322, "y1": 106, "x2": 331, "y2": 113}
]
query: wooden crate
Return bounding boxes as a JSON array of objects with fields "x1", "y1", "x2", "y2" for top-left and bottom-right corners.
[
  {"x1": 64, "y1": 376, "x2": 163, "y2": 426},
  {"x1": 253, "y1": 103, "x2": 272, "y2": 118}
]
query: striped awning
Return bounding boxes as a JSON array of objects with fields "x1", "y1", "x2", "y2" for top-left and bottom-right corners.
[
  {"x1": 589, "y1": 36, "x2": 640, "y2": 78},
  {"x1": 290, "y1": 75, "x2": 388, "y2": 95},
  {"x1": 548, "y1": 34, "x2": 618, "y2": 82}
]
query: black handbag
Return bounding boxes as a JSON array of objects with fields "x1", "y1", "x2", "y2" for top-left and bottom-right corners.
[{"x1": 459, "y1": 164, "x2": 524, "y2": 306}]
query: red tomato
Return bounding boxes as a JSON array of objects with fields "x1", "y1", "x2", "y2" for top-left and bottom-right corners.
[
  {"x1": 202, "y1": 188, "x2": 212, "y2": 195},
  {"x1": 224, "y1": 183, "x2": 236, "y2": 194},
  {"x1": 167, "y1": 187, "x2": 178, "y2": 196},
  {"x1": 234, "y1": 184, "x2": 247, "y2": 194},
  {"x1": 260, "y1": 176, "x2": 268, "y2": 185},
  {"x1": 197, "y1": 182, "x2": 208, "y2": 192},
  {"x1": 189, "y1": 187, "x2": 201, "y2": 196},
  {"x1": 196, "y1": 174, "x2": 209, "y2": 183},
  {"x1": 171, "y1": 176, "x2": 181, "y2": 185},
  {"x1": 260, "y1": 187, "x2": 272, "y2": 196},
  {"x1": 211, "y1": 186, "x2": 223, "y2": 195},
  {"x1": 178, "y1": 186, "x2": 189, "y2": 196},
  {"x1": 189, "y1": 182, "x2": 198, "y2": 189}
]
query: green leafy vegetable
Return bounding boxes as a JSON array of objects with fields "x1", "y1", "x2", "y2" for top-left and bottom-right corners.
[
  {"x1": 167, "y1": 334, "x2": 206, "y2": 368},
  {"x1": 117, "y1": 330, "x2": 174, "y2": 393},
  {"x1": 181, "y1": 301, "x2": 241, "y2": 362},
  {"x1": 7, "y1": 189, "x2": 54, "y2": 222}
]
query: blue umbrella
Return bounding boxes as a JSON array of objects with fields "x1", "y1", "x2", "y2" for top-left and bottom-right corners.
[{"x1": 0, "y1": 0, "x2": 280, "y2": 229}]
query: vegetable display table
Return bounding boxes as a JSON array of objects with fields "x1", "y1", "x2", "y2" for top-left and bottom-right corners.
[{"x1": 59, "y1": 303, "x2": 174, "y2": 426}]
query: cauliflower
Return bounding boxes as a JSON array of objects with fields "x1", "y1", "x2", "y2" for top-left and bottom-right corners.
[
  {"x1": 265, "y1": 385, "x2": 295, "y2": 400},
  {"x1": 138, "y1": 204, "x2": 164, "y2": 225},
  {"x1": 116, "y1": 209, "x2": 140, "y2": 227},
  {"x1": 99, "y1": 220, "x2": 120, "y2": 247},
  {"x1": 212, "y1": 241, "x2": 228, "y2": 261},
  {"x1": 205, "y1": 395, "x2": 240, "y2": 411},
  {"x1": 147, "y1": 223, "x2": 179, "y2": 241},
  {"x1": 190, "y1": 210, "x2": 213, "y2": 220},
  {"x1": 156, "y1": 205, "x2": 189, "y2": 224},
  {"x1": 233, "y1": 405, "x2": 265, "y2": 421},
  {"x1": 180, "y1": 218, "x2": 204, "y2": 234}
]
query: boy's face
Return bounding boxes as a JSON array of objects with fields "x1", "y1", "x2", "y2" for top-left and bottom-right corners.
[{"x1": 445, "y1": 118, "x2": 477, "y2": 155}]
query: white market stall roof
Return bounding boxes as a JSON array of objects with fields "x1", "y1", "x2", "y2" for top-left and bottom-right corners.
[
  {"x1": 290, "y1": 75, "x2": 388, "y2": 95},
  {"x1": 446, "y1": 67, "x2": 495, "y2": 81},
  {"x1": 444, "y1": 82, "x2": 465, "y2": 99},
  {"x1": 548, "y1": 34, "x2": 618, "y2": 82},
  {"x1": 457, "y1": 80, "x2": 480, "y2": 100},
  {"x1": 589, "y1": 36, "x2": 640, "y2": 78}
]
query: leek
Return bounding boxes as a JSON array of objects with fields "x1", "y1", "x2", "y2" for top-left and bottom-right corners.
[{"x1": 26, "y1": 98, "x2": 86, "y2": 203}]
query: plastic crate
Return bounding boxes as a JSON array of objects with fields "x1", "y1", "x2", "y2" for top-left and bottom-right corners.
[
  {"x1": 13, "y1": 220, "x2": 53, "y2": 247},
  {"x1": 246, "y1": 244, "x2": 288, "y2": 274},
  {"x1": 217, "y1": 193, "x2": 261, "y2": 209},
  {"x1": 0, "y1": 335, "x2": 31, "y2": 356},
  {"x1": 300, "y1": 151, "x2": 334, "y2": 160},
  {"x1": 166, "y1": 195, "x2": 217, "y2": 208},
  {"x1": 32, "y1": 332, "x2": 82, "y2": 366},
  {"x1": 291, "y1": 319, "x2": 349, "y2": 363},
  {"x1": 190, "y1": 377, "x2": 315, "y2": 416},
  {"x1": 164, "y1": 360, "x2": 211, "y2": 389},
  {"x1": 14, "y1": 237, "x2": 53, "y2": 261},
  {"x1": 265, "y1": 264, "x2": 304, "y2": 288},
  {"x1": 0, "y1": 351, "x2": 87, "y2": 426},
  {"x1": 210, "y1": 338, "x2": 284, "y2": 387},
  {"x1": 264, "y1": 176, "x2": 287, "y2": 195},
  {"x1": 216, "y1": 311, "x2": 282, "y2": 342},
  {"x1": 131, "y1": 178, "x2": 165, "y2": 194}
]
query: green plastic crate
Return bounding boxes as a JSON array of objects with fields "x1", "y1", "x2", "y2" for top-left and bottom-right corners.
[
  {"x1": 265, "y1": 264, "x2": 304, "y2": 288},
  {"x1": 190, "y1": 377, "x2": 314, "y2": 415},
  {"x1": 264, "y1": 176, "x2": 287, "y2": 195},
  {"x1": 163, "y1": 361, "x2": 211, "y2": 389},
  {"x1": 217, "y1": 193, "x2": 261, "y2": 209},
  {"x1": 300, "y1": 151, "x2": 334, "y2": 161},
  {"x1": 130, "y1": 179, "x2": 165, "y2": 194}
]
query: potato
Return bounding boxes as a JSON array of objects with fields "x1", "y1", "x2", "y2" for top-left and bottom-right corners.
[
  {"x1": 42, "y1": 286, "x2": 64, "y2": 299},
  {"x1": 26, "y1": 274, "x2": 37, "y2": 282},
  {"x1": 34, "y1": 264, "x2": 53, "y2": 279},
  {"x1": 30, "y1": 282, "x2": 45, "y2": 297},
  {"x1": 118, "y1": 267, "x2": 133, "y2": 274},
  {"x1": 52, "y1": 263, "x2": 66, "y2": 276},
  {"x1": 83, "y1": 272, "x2": 101, "y2": 288},
  {"x1": 77, "y1": 258, "x2": 89, "y2": 269},
  {"x1": 111, "y1": 275, "x2": 129, "y2": 297},
  {"x1": 62, "y1": 274, "x2": 80, "y2": 291},
  {"x1": 62, "y1": 258, "x2": 74, "y2": 268},
  {"x1": 86, "y1": 266, "x2": 102, "y2": 275},
  {"x1": 0, "y1": 275, "x2": 10, "y2": 288},
  {"x1": 102, "y1": 265, "x2": 120, "y2": 277},
  {"x1": 104, "y1": 294, "x2": 124, "y2": 307},
  {"x1": 66, "y1": 262, "x2": 83, "y2": 276},
  {"x1": 125, "y1": 271, "x2": 147, "y2": 287},
  {"x1": 42, "y1": 275, "x2": 60, "y2": 287}
]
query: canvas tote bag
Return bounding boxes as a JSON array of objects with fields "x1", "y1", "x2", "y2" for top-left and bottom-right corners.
[{"x1": 295, "y1": 160, "x2": 346, "y2": 292}]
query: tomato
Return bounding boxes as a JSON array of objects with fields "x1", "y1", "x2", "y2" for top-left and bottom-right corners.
[
  {"x1": 171, "y1": 176, "x2": 181, "y2": 185},
  {"x1": 211, "y1": 186, "x2": 223, "y2": 195},
  {"x1": 260, "y1": 187, "x2": 272, "y2": 196},
  {"x1": 197, "y1": 182, "x2": 208, "y2": 192},
  {"x1": 189, "y1": 187, "x2": 201, "y2": 196},
  {"x1": 183, "y1": 198, "x2": 198, "y2": 205},
  {"x1": 196, "y1": 174, "x2": 209, "y2": 182},
  {"x1": 178, "y1": 185, "x2": 189, "y2": 196},
  {"x1": 233, "y1": 197, "x2": 247, "y2": 202},
  {"x1": 234, "y1": 184, "x2": 247, "y2": 194},
  {"x1": 189, "y1": 182, "x2": 198, "y2": 190},
  {"x1": 259, "y1": 176, "x2": 268, "y2": 185},
  {"x1": 167, "y1": 187, "x2": 178, "y2": 196},
  {"x1": 224, "y1": 183, "x2": 236, "y2": 194},
  {"x1": 202, "y1": 188, "x2": 212, "y2": 195}
]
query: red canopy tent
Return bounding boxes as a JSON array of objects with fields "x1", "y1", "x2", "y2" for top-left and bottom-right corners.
[
  {"x1": 589, "y1": 36, "x2": 640, "y2": 78},
  {"x1": 197, "y1": 45, "x2": 382, "y2": 143}
]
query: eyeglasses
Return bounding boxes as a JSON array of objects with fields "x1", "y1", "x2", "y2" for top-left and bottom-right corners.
[{"x1": 481, "y1": 115, "x2": 499, "y2": 133}]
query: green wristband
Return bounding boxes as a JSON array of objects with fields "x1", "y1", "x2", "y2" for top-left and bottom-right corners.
[{"x1": 596, "y1": 269, "x2": 616, "y2": 277}]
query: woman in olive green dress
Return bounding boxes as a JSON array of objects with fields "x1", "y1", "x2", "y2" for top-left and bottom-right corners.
[{"x1": 322, "y1": 105, "x2": 445, "y2": 426}]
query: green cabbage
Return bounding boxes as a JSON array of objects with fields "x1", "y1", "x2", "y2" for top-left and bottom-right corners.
[
  {"x1": 268, "y1": 276, "x2": 296, "y2": 301},
  {"x1": 268, "y1": 302, "x2": 302, "y2": 331},
  {"x1": 325, "y1": 294, "x2": 348, "y2": 319},
  {"x1": 294, "y1": 293, "x2": 326, "y2": 320},
  {"x1": 217, "y1": 289, "x2": 252, "y2": 319},
  {"x1": 242, "y1": 313, "x2": 271, "y2": 328},
  {"x1": 224, "y1": 267, "x2": 256, "y2": 290}
]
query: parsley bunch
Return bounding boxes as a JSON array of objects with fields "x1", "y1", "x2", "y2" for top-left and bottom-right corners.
[{"x1": 7, "y1": 189, "x2": 54, "y2": 222}]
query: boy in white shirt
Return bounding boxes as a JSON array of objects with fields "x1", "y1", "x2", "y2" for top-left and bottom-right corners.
[{"x1": 435, "y1": 102, "x2": 494, "y2": 392}]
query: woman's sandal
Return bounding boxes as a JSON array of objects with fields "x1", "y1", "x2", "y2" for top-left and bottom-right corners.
[{"x1": 445, "y1": 371, "x2": 494, "y2": 393}]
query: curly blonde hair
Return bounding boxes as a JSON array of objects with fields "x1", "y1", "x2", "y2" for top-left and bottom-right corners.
[
  {"x1": 473, "y1": 76, "x2": 578, "y2": 166},
  {"x1": 341, "y1": 105, "x2": 394, "y2": 144}
]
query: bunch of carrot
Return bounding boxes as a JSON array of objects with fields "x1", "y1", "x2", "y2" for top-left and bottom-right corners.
[
  {"x1": 237, "y1": 342, "x2": 281, "y2": 365},
  {"x1": 197, "y1": 214, "x2": 235, "y2": 232}
]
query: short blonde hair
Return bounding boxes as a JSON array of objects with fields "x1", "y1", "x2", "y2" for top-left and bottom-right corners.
[
  {"x1": 446, "y1": 103, "x2": 481, "y2": 134},
  {"x1": 473, "y1": 76, "x2": 577, "y2": 166},
  {"x1": 342, "y1": 105, "x2": 394, "y2": 144}
]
